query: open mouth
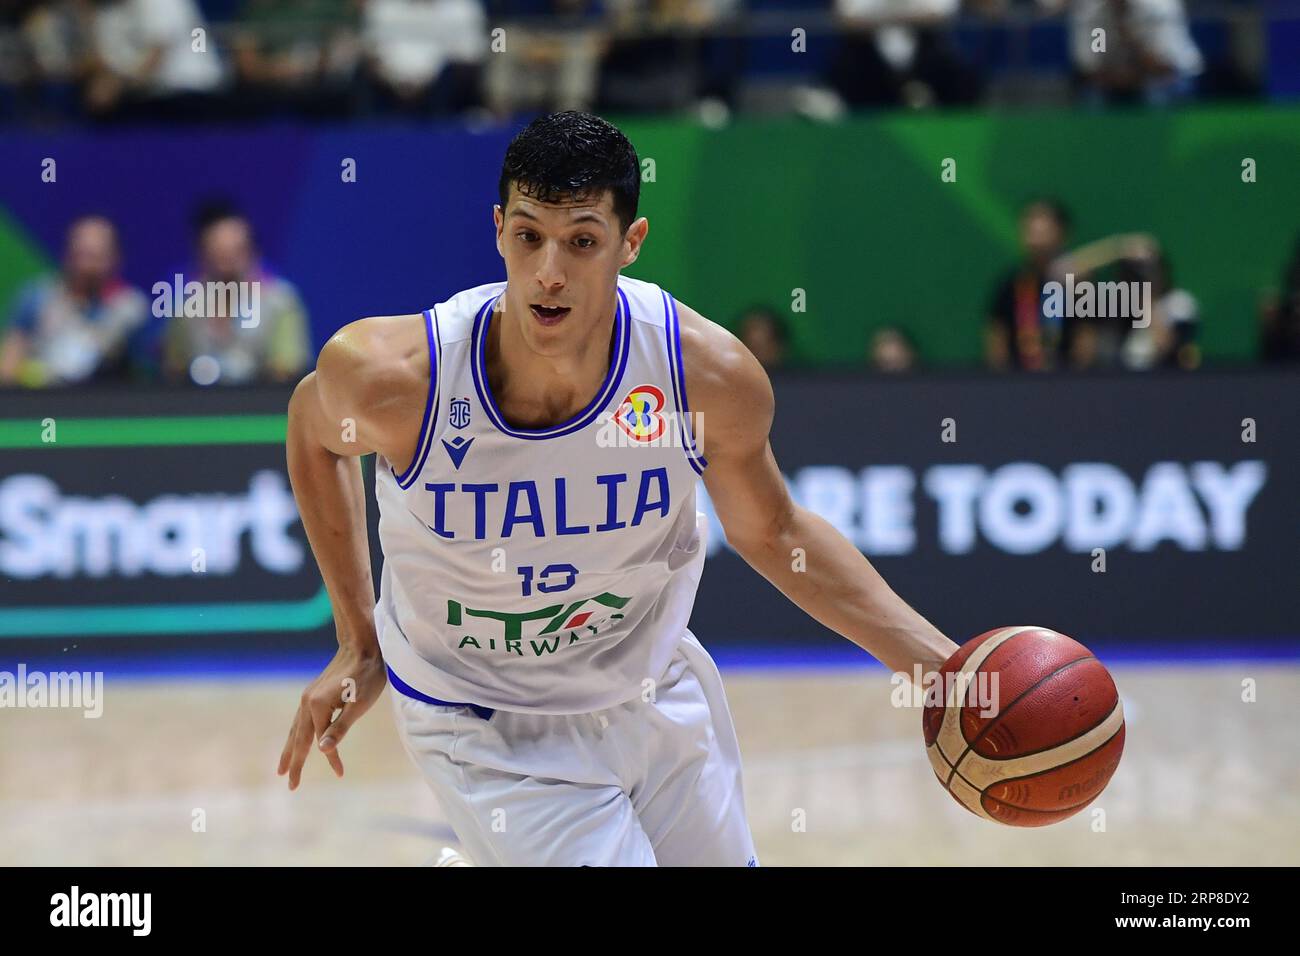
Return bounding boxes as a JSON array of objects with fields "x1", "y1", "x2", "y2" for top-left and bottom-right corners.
[{"x1": 530, "y1": 304, "x2": 571, "y2": 326}]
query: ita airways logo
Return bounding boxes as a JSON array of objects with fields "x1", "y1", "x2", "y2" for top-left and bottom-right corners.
[{"x1": 614, "y1": 384, "x2": 667, "y2": 443}]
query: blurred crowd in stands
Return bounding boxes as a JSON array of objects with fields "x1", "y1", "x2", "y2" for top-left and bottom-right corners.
[
  {"x1": 0, "y1": 0, "x2": 1285, "y2": 125},
  {"x1": 0, "y1": 203, "x2": 311, "y2": 387},
  {"x1": 0, "y1": 1, "x2": 1295, "y2": 386},
  {"x1": 4, "y1": 202, "x2": 1298, "y2": 387},
  {"x1": 740, "y1": 198, "x2": 1300, "y2": 374}
]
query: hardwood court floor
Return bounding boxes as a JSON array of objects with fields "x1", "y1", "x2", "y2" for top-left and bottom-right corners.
[{"x1": 2, "y1": 663, "x2": 1297, "y2": 866}]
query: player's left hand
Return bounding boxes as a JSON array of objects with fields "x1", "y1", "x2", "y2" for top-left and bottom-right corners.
[{"x1": 277, "y1": 645, "x2": 387, "y2": 790}]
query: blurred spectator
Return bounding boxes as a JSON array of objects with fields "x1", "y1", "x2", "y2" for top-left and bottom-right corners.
[
  {"x1": 485, "y1": 0, "x2": 604, "y2": 117},
  {"x1": 986, "y1": 198, "x2": 1077, "y2": 371},
  {"x1": 0, "y1": 214, "x2": 149, "y2": 387},
  {"x1": 85, "y1": 0, "x2": 226, "y2": 121},
  {"x1": 736, "y1": 304, "x2": 790, "y2": 370},
  {"x1": 828, "y1": 0, "x2": 982, "y2": 109},
  {"x1": 363, "y1": 0, "x2": 486, "y2": 116},
  {"x1": 1123, "y1": 247, "x2": 1198, "y2": 369},
  {"x1": 1045, "y1": 231, "x2": 1199, "y2": 370},
  {"x1": 1, "y1": 3, "x2": 45, "y2": 120},
  {"x1": 161, "y1": 201, "x2": 311, "y2": 386},
  {"x1": 232, "y1": 0, "x2": 363, "y2": 120},
  {"x1": 868, "y1": 324, "x2": 918, "y2": 372},
  {"x1": 1049, "y1": 0, "x2": 1204, "y2": 106},
  {"x1": 597, "y1": 0, "x2": 742, "y2": 115},
  {"x1": 16, "y1": 0, "x2": 93, "y2": 121},
  {"x1": 1259, "y1": 233, "x2": 1300, "y2": 364}
]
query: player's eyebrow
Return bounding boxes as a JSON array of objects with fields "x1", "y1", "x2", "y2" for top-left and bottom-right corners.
[
  {"x1": 509, "y1": 206, "x2": 608, "y2": 228},
  {"x1": 565, "y1": 209, "x2": 607, "y2": 224}
]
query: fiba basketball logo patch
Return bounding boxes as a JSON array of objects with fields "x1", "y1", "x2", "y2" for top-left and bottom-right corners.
[
  {"x1": 614, "y1": 384, "x2": 667, "y2": 442},
  {"x1": 598, "y1": 382, "x2": 704, "y2": 457},
  {"x1": 449, "y1": 396, "x2": 471, "y2": 429}
]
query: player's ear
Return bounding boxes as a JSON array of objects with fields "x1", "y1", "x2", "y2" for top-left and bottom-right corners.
[
  {"x1": 621, "y1": 217, "x2": 648, "y2": 268},
  {"x1": 493, "y1": 204, "x2": 504, "y2": 258}
]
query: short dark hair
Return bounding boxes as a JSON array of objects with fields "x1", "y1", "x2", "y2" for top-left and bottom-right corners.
[
  {"x1": 498, "y1": 111, "x2": 640, "y2": 234},
  {"x1": 191, "y1": 198, "x2": 251, "y2": 244},
  {"x1": 738, "y1": 305, "x2": 790, "y2": 345}
]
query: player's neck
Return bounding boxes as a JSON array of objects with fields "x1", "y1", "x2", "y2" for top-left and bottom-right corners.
[{"x1": 486, "y1": 295, "x2": 618, "y2": 430}]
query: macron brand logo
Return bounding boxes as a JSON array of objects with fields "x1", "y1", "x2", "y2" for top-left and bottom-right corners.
[
  {"x1": 50, "y1": 886, "x2": 151, "y2": 936},
  {"x1": 442, "y1": 435, "x2": 474, "y2": 469}
]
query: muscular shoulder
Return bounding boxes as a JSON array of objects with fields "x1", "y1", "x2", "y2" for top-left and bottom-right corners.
[
  {"x1": 315, "y1": 314, "x2": 430, "y2": 448},
  {"x1": 675, "y1": 300, "x2": 773, "y2": 461}
]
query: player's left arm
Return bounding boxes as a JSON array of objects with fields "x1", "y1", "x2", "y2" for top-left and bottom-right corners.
[{"x1": 678, "y1": 302, "x2": 959, "y2": 678}]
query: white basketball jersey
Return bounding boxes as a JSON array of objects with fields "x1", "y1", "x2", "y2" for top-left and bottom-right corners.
[{"x1": 372, "y1": 275, "x2": 708, "y2": 715}]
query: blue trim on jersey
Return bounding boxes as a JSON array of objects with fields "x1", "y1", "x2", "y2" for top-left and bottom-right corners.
[
  {"x1": 391, "y1": 308, "x2": 441, "y2": 489},
  {"x1": 662, "y1": 290, "x2": 707, "y2": 475},
  {"x1": 470, "y1": 287, "x2": 631, "y2": 440},
  {"x1": 387, "y1": 664, "x2": 495, "y2": 720}
]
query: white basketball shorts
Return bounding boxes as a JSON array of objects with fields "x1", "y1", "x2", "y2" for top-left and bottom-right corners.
[{"x1": 389, "y1": 630, "x2": 758, "y2": 866}]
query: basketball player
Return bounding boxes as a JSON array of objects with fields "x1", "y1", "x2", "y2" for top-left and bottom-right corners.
[{"x1": 279, "y1": 111, "x2": 959, "y2": 866}]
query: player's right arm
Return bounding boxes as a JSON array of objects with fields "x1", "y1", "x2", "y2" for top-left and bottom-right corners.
[{"x1": 279, "y1": 315, "x2": 425, "y2": 789}]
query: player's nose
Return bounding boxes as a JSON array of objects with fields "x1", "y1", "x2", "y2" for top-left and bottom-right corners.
[{"x1": 534, "y1": 240, "x2": 566, "y2": 289}]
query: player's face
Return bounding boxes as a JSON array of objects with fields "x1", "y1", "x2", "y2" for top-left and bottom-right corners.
[{"x1": 494, "y1": 184, "x2": 645, "y2": 355}]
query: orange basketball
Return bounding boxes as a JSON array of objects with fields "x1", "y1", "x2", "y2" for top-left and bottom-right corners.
[{"x1": 922, "y1": 626, "x2": 1125, "y2": 827}]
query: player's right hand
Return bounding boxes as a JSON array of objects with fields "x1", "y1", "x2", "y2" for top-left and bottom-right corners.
[{"x1": 278, "y1": 644, "x2": 387, "y2": 790}]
